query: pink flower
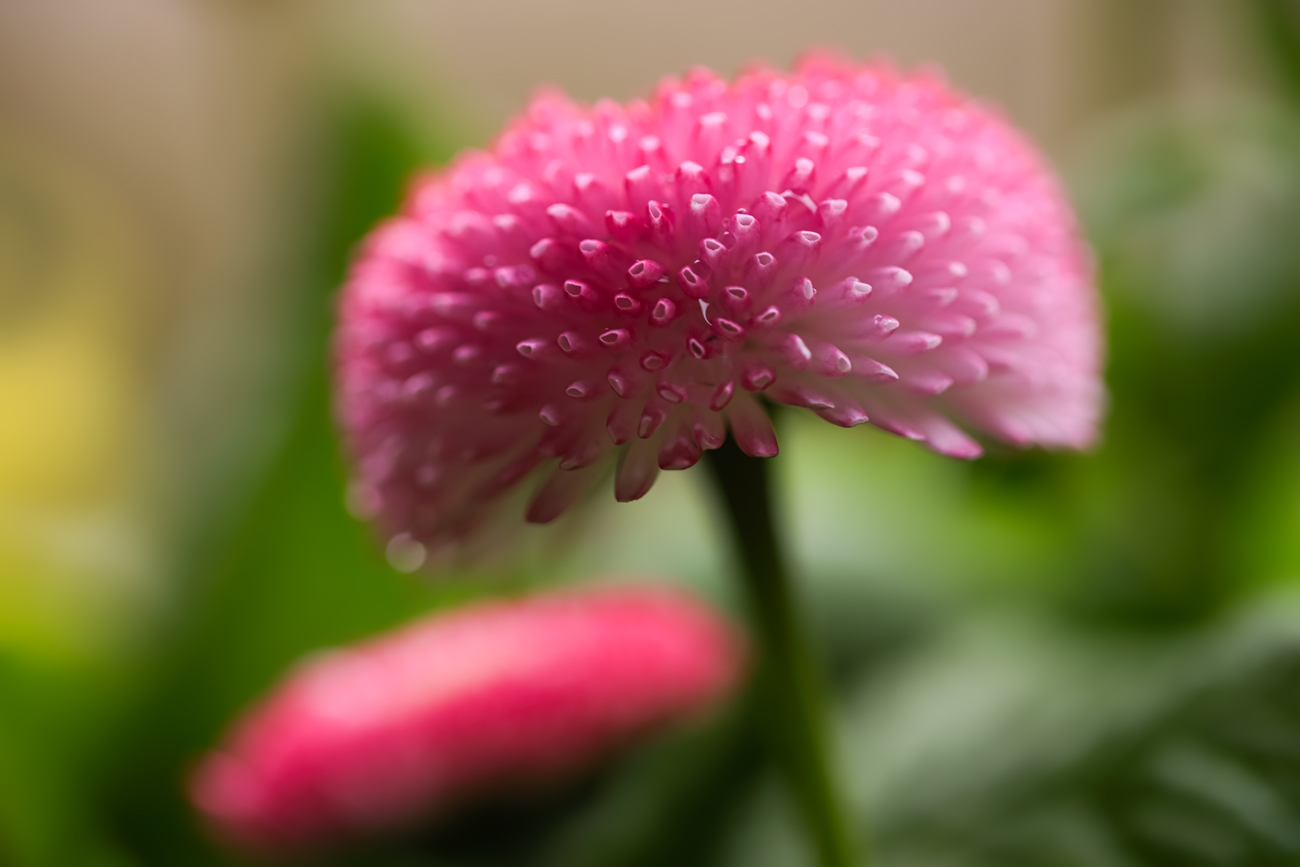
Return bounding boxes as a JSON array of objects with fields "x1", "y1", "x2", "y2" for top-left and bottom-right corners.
[
  {"x1": 336, "y1": 55, "x2": 1102, "y2": 557},
  {"x1": 189, "y1": 584, "x2": 742, "y2": 850}
]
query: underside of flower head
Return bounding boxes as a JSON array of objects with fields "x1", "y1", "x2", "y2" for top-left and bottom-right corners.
[{"x1": 336, "y1": 54, "x2": 1102, "y2": 561}]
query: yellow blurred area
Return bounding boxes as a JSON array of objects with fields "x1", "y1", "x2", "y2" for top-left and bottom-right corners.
[
  {"x1": 0, "y1": 0, "x2": 321, "y2": 668},
  {"x1": 0, "y1": 313, "x2": 135, "y2": 503},
  {"x1": 0, "y1": 132, "x2": 154, "y2": 661}
]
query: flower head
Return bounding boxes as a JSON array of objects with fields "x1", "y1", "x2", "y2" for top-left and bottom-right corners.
[
  {"x1": 337, "y1": 55, "x2": 1102, "y2": 558},
  {"x1": 190, "y1": 584, "x2": 741, "y2": 850}
]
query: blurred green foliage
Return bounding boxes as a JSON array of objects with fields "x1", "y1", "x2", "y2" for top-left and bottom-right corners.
[{"x1": 92, "y1": 104, "x2": 471, "y2": 866}]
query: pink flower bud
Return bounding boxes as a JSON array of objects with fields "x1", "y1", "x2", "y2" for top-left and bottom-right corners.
[{"x1": 190, "y1": 585, "x2": 742, "y2": 851}]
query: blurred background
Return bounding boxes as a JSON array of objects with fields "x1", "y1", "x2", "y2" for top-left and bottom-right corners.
[{"x1": 4, "y1": 0, "x2": 1300, "y2": 864}]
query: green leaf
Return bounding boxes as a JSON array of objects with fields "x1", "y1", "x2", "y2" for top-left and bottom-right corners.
[{"x1": 841, "y1": 593, "x2": 1300, "y2": 866}]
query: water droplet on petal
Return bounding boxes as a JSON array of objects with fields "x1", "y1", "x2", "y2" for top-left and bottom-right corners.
[{"x1": 386, "y1": 534, "x2": 426, "y2": 573}]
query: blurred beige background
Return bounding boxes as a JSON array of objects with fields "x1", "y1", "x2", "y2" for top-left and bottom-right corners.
[{"x1": 0, "y1": 0, "x2": 1264, "y2": 657}]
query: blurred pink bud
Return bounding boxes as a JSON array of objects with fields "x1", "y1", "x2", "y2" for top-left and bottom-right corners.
[
  {"x1": 190, "y1": 584, "x2": 742, "y2": 850},
  {"x1": 336, "y1": 54, "x2": 1103, "y2": 555}
]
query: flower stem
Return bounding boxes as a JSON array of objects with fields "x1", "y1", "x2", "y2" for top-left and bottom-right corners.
[{"x1": 703, "y1": 437, "x2": 861, "y2": 867}]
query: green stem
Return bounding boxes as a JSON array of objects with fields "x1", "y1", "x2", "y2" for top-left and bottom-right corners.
[{"x1": 703, "y1": 437, "x2": 861, "y2": 867}]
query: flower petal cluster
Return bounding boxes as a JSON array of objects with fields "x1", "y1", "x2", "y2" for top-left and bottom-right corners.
[
  {"x1": 336, "y1": 55, "x2": 1102, "y2": 555},
  {"x1": 190, "y1": 585, "x2": 741, "y2": 850}
]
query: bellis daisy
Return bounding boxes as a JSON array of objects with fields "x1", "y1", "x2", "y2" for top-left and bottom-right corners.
[
  {"x1": 335, "y1": 54, "x2": 1102, "y2": 560},
  {"x1": 190, "y1": 584, "x2": 741, "y2": 850}
]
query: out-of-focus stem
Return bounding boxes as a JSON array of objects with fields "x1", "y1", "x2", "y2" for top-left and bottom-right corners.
[{"x1": 703, "y1": 438, "x2": 861, "y2": 867}]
